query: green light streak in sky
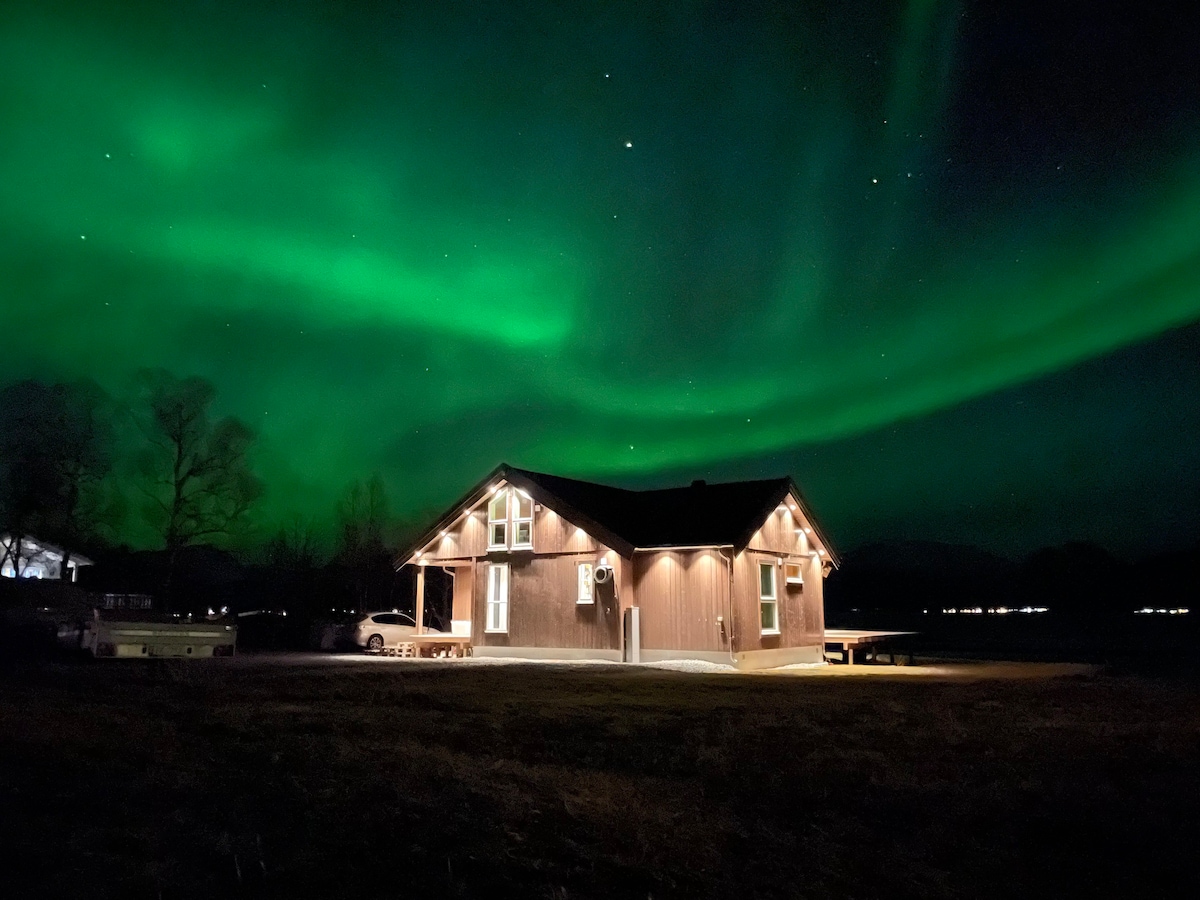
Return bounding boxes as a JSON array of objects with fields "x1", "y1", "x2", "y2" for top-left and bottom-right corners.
[{"x1": 2, "y1": 1, "x2": 1198, "y2": 545}]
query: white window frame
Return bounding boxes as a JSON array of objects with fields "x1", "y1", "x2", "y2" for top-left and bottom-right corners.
[
  {"x1": 784, "y1": 562, "x2": 804, "y2": 585},
  {"x1": 577, "y1": 563, "x2": 594, "y2": 604},
  {"x1": 487, "y1": 490, "x2": 509, "y2": 550},
  {"x1": 485, "y1": 563, "x2": 509, "y2": 633},
  {"x1": 511, "y1": 490, "x2": 534, "y2": 550},
  {"x1": 759, "y1": 561, "x2": 779, "y2": 634}
]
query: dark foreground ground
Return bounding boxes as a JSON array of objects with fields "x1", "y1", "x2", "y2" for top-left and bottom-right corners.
[{"x1": 2, "y1": 657, "x2": 1199, "y2": 899}]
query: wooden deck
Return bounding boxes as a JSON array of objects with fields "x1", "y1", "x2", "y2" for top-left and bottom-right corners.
[
  {"x1": 372, "y1": 635, "x2": 473, "y2": 658},
  {"x1": 824, "y1": 629, "x2": 917, "y2": 665}
]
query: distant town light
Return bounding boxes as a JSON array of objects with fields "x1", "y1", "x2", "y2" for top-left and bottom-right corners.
[{"x1": 1135, "y1": 607, "x2": 1189, "y2": 615}]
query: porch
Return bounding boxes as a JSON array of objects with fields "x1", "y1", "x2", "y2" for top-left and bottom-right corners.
[{"x1": 824, "y1": 629, "x2": 918, "y2": 665}]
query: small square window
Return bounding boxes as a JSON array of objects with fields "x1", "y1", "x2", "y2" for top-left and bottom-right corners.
[
  {"x1": 489, "y1": 521, "x2": 507, "y2": 549},
  {"x1": 785, "y1": 563, "x2": 804, "y2": 585},
  {"x1": 513, "y1": 520, "x2": 532, "y2": 548},
  {"x1": 577, "y1": 563, "x2": 594, "y2": 604}
]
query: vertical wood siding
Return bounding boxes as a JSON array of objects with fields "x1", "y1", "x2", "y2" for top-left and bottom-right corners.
[
  {"x1": 732, "y1": 546, "x2": 824, "y2": 655},
  {"x1": 416, "y1": 493, "x2": 617, "y2": 651},
  {"x1": 420, "y1": 506, "x2": 489, "y2": 560},
  {"x1": 633, "y1": 550, "x2": 730, "y2": 652},
  {"x1": 471, "y1": 549, "x2": 621, "y2": 651},
  {"x1": 451, "y1": 565, "x2": 474, "y2": 621},
  {"x1": 746, "y1": 503, "x2": 813, "y2": 556},
  {"x1": 532, "y1": 506, "x2": 602, "y2": 555}
]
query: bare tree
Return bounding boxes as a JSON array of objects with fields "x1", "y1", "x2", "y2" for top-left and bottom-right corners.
[
  {"x1": 134, "y1": 371, "x2": 263, "y2": 591},
  {"x1": 264, "y1": 515, "x2": 322, "y2": 571},
  {"x1": 0, "y1": 379, "x2": 113, "y2": 576},
  {"x1": 334, "y1": 474, "x2": 393, "y2": 610},
  {"x1": 336, "y1": 474, "x2": 389, "y2": 565}
]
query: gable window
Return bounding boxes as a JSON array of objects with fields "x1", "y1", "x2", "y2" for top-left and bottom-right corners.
[
  {"x1": 512, "y1": 490, "x2": 533, "y2": 549},
  {"x1": 487, "y1": 491, "x2": 508, "y2": 550},
  {"x1": 486, "y1": 563, "x2": 509, "y2": 632},
  {"x1": 486, "y1": 487, "x2": 534, "y2": 551},
  {"x1": 784, "y1": 562, "x2": 804, "y2": 586},
  {"x1": 577, "y1": 563, "x2": 594, "y2": 604},
  {"x1": 759, "y1": 562, "x2": 779, "y2": 634}
]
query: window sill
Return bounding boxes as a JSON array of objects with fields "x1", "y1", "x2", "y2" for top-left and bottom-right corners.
[
  {"x1": 487, "y1": 545, "x2": 508, "y2": 553},
  {"x1": 510, "y1": 544, "x2": 533, "y2": 551},
  {"x1": 576, "y1": 599, "x2": 594, "y2": 606},
  {"x1": 761, "y1": 629, "x2": 781, "y2": 636},
  {"x1": 484, "y1": 628, "x2": 508, "y2": 634}
]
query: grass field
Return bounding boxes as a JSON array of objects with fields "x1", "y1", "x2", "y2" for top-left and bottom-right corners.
[{"x1": 2, "y1": 656, "x2": 1198, "y2": 898}]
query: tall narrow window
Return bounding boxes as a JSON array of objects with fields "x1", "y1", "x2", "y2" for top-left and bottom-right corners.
[
  {"x1": 577, "y1": 563, "x2": 594, "y2": 604},
  {"x1": 486, "y1": 563, "x2": 509, "y2": 632},
  {"x1": 512, "y1": 490, "x2": 533, "y2": 549},
  {"x1": 487, "y1": 491, "x2": 508, "y2": 550},
  {"x1": 759, "y1": 562, "x2": 779, "y2": 634}
]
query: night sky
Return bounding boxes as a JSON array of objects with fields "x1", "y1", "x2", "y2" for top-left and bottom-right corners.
[{"x1": 3, "y1": 1, "x2": 1198, "y2": 557}]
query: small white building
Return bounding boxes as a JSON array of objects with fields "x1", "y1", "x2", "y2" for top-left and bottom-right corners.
[{"x1": 0, "y1": 535, "x2": 93, "y2": 582}]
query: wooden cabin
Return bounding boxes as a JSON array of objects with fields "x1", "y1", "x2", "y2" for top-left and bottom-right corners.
[{"x1": 396, "y1": 464, "x2": 839, "y2": 670}]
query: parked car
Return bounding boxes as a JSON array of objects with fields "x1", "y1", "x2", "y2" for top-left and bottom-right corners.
[{"x1": 353, "y1": 611, "x2": 445, "y2": 651}]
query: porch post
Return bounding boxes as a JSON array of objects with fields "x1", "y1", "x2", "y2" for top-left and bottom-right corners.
[{"x1": 415, "y1": 565, "x2": 425, "y2": 635}]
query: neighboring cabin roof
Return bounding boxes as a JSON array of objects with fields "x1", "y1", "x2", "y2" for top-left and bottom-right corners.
[
  {"x1": 399, "y1": 464, "x2": 839, "y2": 567},
  {"x1": 0, "y1": 534, "x2": 93, "y2": 567}
]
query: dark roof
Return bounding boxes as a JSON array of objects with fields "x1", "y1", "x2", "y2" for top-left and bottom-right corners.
[
  {"x1": 400, "y1": 464, "x2": 839, "y2": 565},
  {"x1": 510, "y1": 468, "x2": 796, "y2": 551}
]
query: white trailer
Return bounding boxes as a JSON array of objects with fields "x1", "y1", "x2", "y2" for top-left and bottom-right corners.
[{"x1": 81, "y1": 612, "x2": 237, "y2": 658}]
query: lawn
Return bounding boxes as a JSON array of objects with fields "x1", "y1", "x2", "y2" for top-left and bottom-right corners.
[{"x1": 2, "y1": 657, "x2": 1198, "y2": 898}]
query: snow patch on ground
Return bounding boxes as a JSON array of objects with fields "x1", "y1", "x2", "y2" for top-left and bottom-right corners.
[
  {"x1": 773, "y1": 662, "x2": 830, "y2": 670},
  {"x1": 640, "y1": 659, "x2": 737, "y2": 673}
]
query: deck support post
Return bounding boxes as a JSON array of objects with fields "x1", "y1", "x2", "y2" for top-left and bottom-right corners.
[{"x1": 415, "y1": 566, "x2": 425, "y2": 636}]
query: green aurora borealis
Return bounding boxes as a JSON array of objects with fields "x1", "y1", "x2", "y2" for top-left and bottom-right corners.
[{"x1": 3, "y1": 1, "x2": 1199, "y2": 555}]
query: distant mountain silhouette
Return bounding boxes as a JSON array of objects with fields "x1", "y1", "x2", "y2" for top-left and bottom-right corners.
[
  {"x1": 829, "y1": 539, "x2": 1199, "y2": 620},
  {"x1": 841, "y1": 540, "x2": 1019, "y2": 579}
]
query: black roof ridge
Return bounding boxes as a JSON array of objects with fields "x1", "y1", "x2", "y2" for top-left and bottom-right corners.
[{"x1": 507, "y1": 465, "x2": 791, "y2": 495}]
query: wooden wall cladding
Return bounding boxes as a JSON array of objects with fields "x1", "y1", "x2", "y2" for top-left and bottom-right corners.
[
  {"x1": 746, "y1": 504, "x2": 811, "y2": 556},
  {"x1": 469, "y1": 553, "x2": 620, "y2": 651},
  {"x1": 732, "y1": 550, "x2": 823, "y2": 654},
  {"x1": 633, "y1": 549, "x2": 730, "y2": 652}
]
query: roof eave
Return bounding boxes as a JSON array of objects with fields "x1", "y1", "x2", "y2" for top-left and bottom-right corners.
[
  {"x1": 732, "y1": 479, "x2": 795, "y2": 554},
  {"x1": 394, "y1": 462, "x2": 511, "y2": 569},
  {"x1": 504, "y1": 469, "x2": 636, "y2": 558},
  {"x1": 787, "y1": 478, "x2": 841, "y2": 568}
]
